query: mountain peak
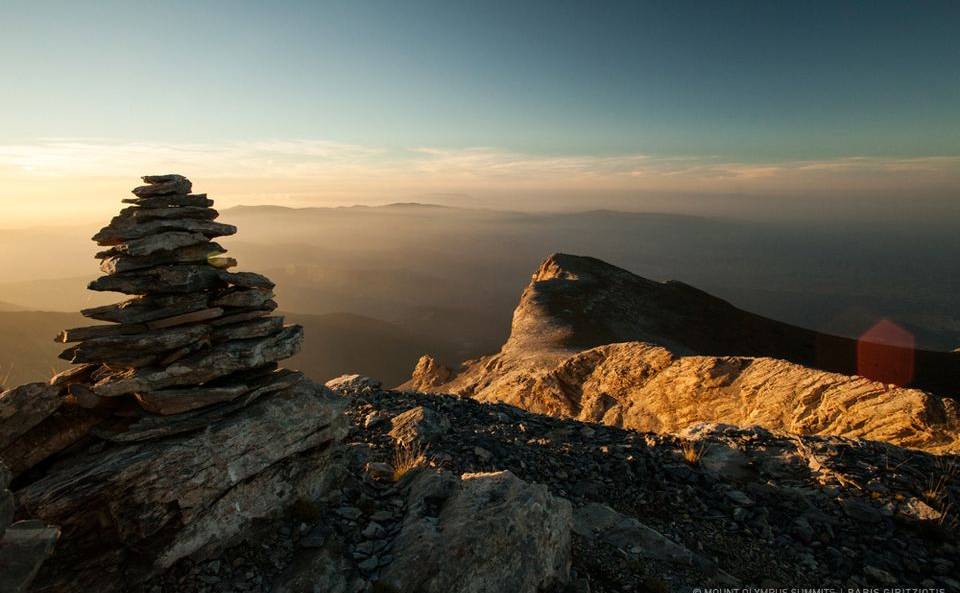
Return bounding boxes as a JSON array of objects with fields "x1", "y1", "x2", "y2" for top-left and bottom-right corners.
[
  {"x1": 404, "y1": 253, "x2": 960, "y2": 452},
  {"x1": 533, "y1": 253, "x2": 608, "y2": 282}
]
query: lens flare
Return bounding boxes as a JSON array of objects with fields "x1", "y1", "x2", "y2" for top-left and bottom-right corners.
[{"x1": 857, "y1": 319, "x2": 915, "y2": 386}]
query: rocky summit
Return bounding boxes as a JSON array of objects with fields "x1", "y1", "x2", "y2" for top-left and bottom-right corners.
[
  {"x1": 1, "y1": 191, "x2": 958, "y2": 593},
  {"x1": 405, "y1": 253, "x2": 960, "y2": 453}
]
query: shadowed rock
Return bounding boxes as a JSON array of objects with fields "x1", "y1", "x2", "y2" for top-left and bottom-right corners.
[
  {"x1": 92, "y1": 325, "x2": 303, "y2": 396},
  {"x1": 211, "y1": 287, "x2": 275, "y2": 308},
  {"x1": 388, "y1": 405, "x2": 451, "y2": 448},
  {"x1": 0, "y1": 406, "x2": 102, "y2": 475},
  {"x1": 99, "y1": 242, "x2": 226, "y2": 274},
  {"x1": 0, "y1": 464, "x2": 60, "y2": 593},
  {"x1": 211, "y1": 316, "x2": 285, "y2": 342},
  {"x1": 122, "y1": 193, "x2": 213, "y2": 208},
  {"x1": 59, "y1": 324, "x2": 213, "y2": 365},
  {"x1": 217, "y1": 270, "x2": 275, "y2": 289},
  {"x1": 81, "y1": 293, "x2": 210, "y2": 324},
  {"x1": 17, "y1": 378, "x2": 347, "y2": 593},
  {"x1": 379, "y1": 469, "x2": 571, "y2": 593},
  {"x1": 131, "y1": 174, "x2": 192, "y2": 197},
  {"x1": 89, "y1": 265, "x2": 226, "y2": 294},
  {"x1": 0, "y1": 383, "x2": 63, "y2": 450},
  {"x1": 96, "y1": 231, "x2": 210, "y2": 258},
  {"x1": 92, "y1": 218, "x2": 236, "y2": 245},
  {"x1": 115, "y1": 205, "x2": 218, "y2": 222}
]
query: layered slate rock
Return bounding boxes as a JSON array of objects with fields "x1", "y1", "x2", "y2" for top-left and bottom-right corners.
[
  {"x1": 18, "y1": 379, "x2": 348, "y2": 593},
  {"x1": 0, "y1": 462, "x2": 59, "y2": 593},
  {"x1": 54, "y1": 174, "x2": 302, "y2": 412},
  {"x1": 0, "y1": 175, "x2": 347, "y2": 593}
]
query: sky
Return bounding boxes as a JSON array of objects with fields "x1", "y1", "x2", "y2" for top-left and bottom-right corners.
[{"x1": 1, "y1": 0, "x2": 958, "y2": 225}]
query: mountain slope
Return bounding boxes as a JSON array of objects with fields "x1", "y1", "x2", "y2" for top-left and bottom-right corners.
[
  {"x1": 284, "y1": 311, "x2": 460, "y2": 385},
  {"x1": 404, "y1": 254, "x2": 960, "y2": 451},
  {"x1": 0, "y1": 301, "x2": 26, "y2": 312}
]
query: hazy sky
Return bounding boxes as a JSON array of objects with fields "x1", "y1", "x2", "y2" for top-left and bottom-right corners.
[{"x1": 1, "y1": 0, "x2": 958, "y2": 225}]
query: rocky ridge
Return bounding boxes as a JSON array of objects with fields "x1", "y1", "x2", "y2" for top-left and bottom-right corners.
[
  {"x1": 144, "y1": 383, "x2": 960, "y2": 592},
  {"x1": 404, "y1": 254, "x2": 960, "y2": 452}
]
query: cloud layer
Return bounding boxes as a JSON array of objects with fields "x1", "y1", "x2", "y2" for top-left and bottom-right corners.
[{"x1": 1, "y1": 138, "x2": 958, "y2": 225}]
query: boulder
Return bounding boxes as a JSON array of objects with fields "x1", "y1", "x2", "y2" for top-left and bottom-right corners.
[
  {"x1": 388, "y1": 405, "x2": 450, "y2": 448},
  {"x1": 325, "y1": 374, "x2": 383, "y2": 394},
  {"x1": 379, "y1": 470, "x2": 572, "y2": 593},
  {"x1": 402, "y1": 355, "x2": 452, "y2": 391}
]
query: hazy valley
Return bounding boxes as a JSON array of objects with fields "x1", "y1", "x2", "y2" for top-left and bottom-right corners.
[{"x1": 2, "y1": 202, "x2": 958, "y2": 388}]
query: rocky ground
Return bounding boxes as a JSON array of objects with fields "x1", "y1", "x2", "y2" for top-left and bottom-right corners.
[{"x1": 142, "y1": 382, "x2": 960, "y2": 593}]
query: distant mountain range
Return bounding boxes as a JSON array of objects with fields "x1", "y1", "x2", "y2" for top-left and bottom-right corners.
[
  {"x1": 3, "y1": 203, "x2": 958, "y2": 391},
  {"x1": 3, "y1": 203, "x2": 957, "y2": 353},
  {"x1": 0, "y1": 301, "x2": 25, "y2": 312}
]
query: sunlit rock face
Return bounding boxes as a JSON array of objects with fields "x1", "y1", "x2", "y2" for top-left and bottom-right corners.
[{"x1": 403, "y1": 253, "x2": 960, "y2": 452}]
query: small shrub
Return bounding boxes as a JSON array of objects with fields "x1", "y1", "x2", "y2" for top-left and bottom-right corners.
[
  {"x1": 924, "y1": 457, "x2": 959, "y2": 531},
  {"x1": 392, "y1": 443, "x2": 429, "y2": 482},
  {"x1": 680, "y1": 439, "x2": 709, "y2": 466},
  {"x1": 0, "y1": 363, "x2": 12, "y2": 391}
]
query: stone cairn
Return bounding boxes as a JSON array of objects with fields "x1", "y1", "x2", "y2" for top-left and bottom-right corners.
[{"x1": 50, "y1": 174, "x2": 304, "y2": 429}]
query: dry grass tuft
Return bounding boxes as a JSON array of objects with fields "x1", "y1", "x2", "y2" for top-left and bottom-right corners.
[
  {"x1": 392, "y1": 443, "x2": 429, "y2": 482},
  {"x1": 680, "y1": 439, "x2": 709, "y2": 466},
  {"x1": 0, "y1": 363, "x2": 13, "y2": 392},
  {"x1": 924, "y1": 456, "x2": 959, "y2": 530}
]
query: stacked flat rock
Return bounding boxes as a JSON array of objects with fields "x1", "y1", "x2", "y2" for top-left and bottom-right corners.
[{"x1": 52, "y1": 174, "x2": 304, "y2": 422}]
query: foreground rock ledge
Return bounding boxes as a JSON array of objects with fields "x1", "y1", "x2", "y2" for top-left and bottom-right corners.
[
  {"x1": 379, "y1": 469, "x2": 572, "y2": 593},
  {"x1": 16, "y1": 376, "x2": 348, "y2": 593}
]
